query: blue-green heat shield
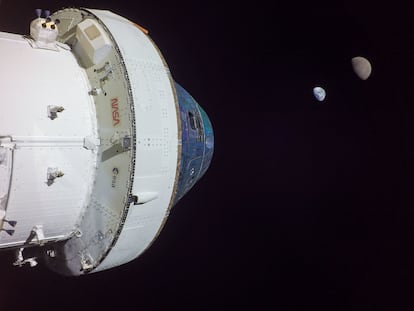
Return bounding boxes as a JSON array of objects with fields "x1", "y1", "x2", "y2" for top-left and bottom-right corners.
[{"x1": 172, "y1": 83, "x2": 214, "y2": 206}]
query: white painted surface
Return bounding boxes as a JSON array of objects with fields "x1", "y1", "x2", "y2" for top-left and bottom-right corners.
[
  {"x1": 88, "y1": 10, "x2": 179, "y2": 271},
  {"x1": 0, "y1": 32, "x2": 97, "y2": 246},
  {"x1": 0, "y1": 138, "x2": 13, "y2": 211},
  {"x1": 75, "y1": 19, "x2": 112, "y2": 66}
]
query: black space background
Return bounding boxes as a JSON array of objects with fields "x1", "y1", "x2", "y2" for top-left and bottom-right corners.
[{"x1": 0, "y1": 0, "x2": 414, "y2": 310}]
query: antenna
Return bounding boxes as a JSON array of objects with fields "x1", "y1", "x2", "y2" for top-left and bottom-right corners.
[
  {"x1": 44, "y1": 10, "x2": 50, "y2": 18},
  {"x1": 5, "y1": 220, "x2": 17, "y2": 227},
  {"x1": 35, "y1": 9, "x2": 42, "y2": 18},
  {"x1": 2, "y1": 229, "x2": 15, "y2": 236}
]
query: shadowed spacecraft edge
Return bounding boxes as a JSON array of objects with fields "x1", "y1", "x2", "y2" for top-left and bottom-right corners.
[{"x1": 0, "y1": 7, "x2": 214, "y2": 275}]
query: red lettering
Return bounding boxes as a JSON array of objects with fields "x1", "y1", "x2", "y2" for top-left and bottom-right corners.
[{"x1": 111, "y1": 98, "x2": 120, "y2": 126}]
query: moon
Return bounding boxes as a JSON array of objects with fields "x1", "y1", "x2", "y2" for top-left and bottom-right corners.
[
  {"x1": 351, "y1": 56, "x2": 372, "y2": 80},
  {"x1": 313, "y1": 86, "x2": 326, "y2": 102}
]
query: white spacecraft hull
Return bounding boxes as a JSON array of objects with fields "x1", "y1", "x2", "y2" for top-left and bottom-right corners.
[
  {"x1": 0, "y1": 8, "x2": 213, "y2": 275},
  {"x1": 0, "y1": 31, "x2": 97, "y2": 247}
]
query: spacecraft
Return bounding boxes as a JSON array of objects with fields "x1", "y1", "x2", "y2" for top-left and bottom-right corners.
[{"x1": 0, "y1": 8, "x2": 213, "y2": 275}]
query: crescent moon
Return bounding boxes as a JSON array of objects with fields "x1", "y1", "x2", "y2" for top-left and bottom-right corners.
[{"x1": 351, "y1": 56, "x2": 372, "y2": 80}]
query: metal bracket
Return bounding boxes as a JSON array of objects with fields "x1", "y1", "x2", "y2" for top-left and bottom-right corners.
[
  {"x1": 89, "y1": 87, "x2": 103, "y2": 96},
  {"x1": 99, "y1": 70, "x2": 113, "y2": 85},
  {"x1": 80, "y1": 252, "x2": 94, "y2": 272},
  {"x1": 13, "y1": 248, "x2": 38, "y2": 268},
  {"x1": 23, "y1": 225, "x2": 46, "y2": 246},
  {"x1": 94, "y1": 61, "x2": 111, "y2": 74},
  {"x1": 83, "y1": 136, "x2": 101, "y2": 150},
  {"x1": 47, "y1": 167, "x2": 64, "y2": 186},
  {"x1": 0, "y1": 137, "x2": 16, "y2": 150},
  {"x1": 47, "y1": 105, "x2": 64, "y2": 120},
  {"x1": 101, "y1": 136, "x2": 131, "y2": 161}
]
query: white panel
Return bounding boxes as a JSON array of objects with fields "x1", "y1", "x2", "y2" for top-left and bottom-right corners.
[
  {"x1": 0, "y1": 147, "x2": 95, "y2": 246},
  {"x1": 0, "y1": 32, "x2": 97, "y2": 247},
  {"x1": 0, "y1": 32, "x2": 95, "y2": 138},
  {"x1": 0, "y1": 140, "x2": 12, "y2": 211},
  {"x1": 75, "y1": 19, "x2": 112, "y2": 66},
  {"x1": 96, "y1": 202, "x2": 163, "y2": 267},
  {"x1": 88, "y1": 10, "x2": 179, "y2": 272}
]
